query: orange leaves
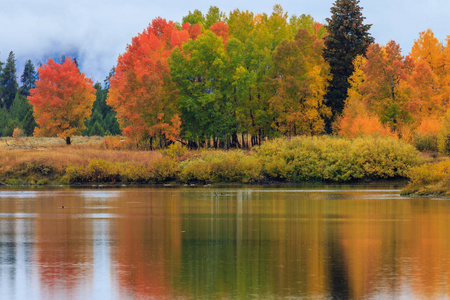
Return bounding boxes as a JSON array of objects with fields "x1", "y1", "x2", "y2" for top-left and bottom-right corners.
[
  {"x1": 210, "y1": 21, "x2": 229, "y2": 44},
  {"x1": 337, "y1": 31, "x2": 450, "y2": 141},
  {"x1": 107, "y1": 17, "x2": 196, "y2": 146},
  {"x1": 28, "y1": 58, "x2": 96, "y2": 140}
]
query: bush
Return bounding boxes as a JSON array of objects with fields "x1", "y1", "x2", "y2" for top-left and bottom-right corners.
[
  {"x1": 414, "y1": 133, "x2": 438, "y2": 152},
  {"x1": 255, "y1": 136, "x2": 421, "y2": 182},
  {"x1": 179, "y1": 150, "x2": 262, "y2": 183},
  {"x1": 402, "y1": 160, "x2": 450, "y2": 195}
]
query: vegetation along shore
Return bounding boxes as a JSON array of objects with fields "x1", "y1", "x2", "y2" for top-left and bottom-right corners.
[
  {"x1": 0, "y1": 136, "x2": 423, "y2": 186},
  {"x1": 1, "y1": 2, "x2": 450, "y2": 194}
]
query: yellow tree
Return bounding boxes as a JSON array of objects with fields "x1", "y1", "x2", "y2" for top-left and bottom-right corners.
[
  {"x1": 28, "y1": 58, "x2": 95, "y2": 145},
  {"x1": 410, "y1": 29, "x2": 444, "y2": 75},
  {"x1": 269, "y1": 28, "x2": 330, "y2": 136},
  {"x1": 335, "y1": 55, "x2": 394, "y2": 138}
]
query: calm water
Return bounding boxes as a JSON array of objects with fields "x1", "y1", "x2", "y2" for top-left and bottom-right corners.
[{"x1": 0, "y1": 186, "x2": 449, "y2": 299}]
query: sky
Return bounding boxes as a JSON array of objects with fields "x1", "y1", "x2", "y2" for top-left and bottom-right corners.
[{"x1": 1, "y1": 0, "x2": 449, "y2": 83}]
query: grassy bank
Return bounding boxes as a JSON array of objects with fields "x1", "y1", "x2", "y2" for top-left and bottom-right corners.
[
  {"x1": 401, "y1": 159, "x2": 450, "y2": 196},
  {"x1": 0, "y1": 136, "x2": 422, "y2": 186}
]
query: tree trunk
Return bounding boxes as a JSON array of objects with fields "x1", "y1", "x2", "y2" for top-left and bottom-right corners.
[{"x1": 66, "y1": 137, "x2": 71, "y2": 145}]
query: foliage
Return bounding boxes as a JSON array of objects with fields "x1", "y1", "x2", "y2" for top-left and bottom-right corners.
[
  {"x1": 402, "y1": 160, "x2": 450, "y2": 195},
  {"x1": 107, "y1": 18, "x2": 183, "y2": 148},
  {"x1": 20, "y1": 60, "x2": 38, "y2": 96},
  {"x1": 170, "y1": 30, "x2": 239, "y2": 146},
  {"x1": 256, "y1": 136, "x2": 421, "y2": 182},
  {"x1": 323, "y1": 0, "x2": 374, "y2": 127},
  {"x1": 179, "y1": 150, "x2": 262, "y2": 183},
  {"x1": 0, "y1": 51, "x2": 18, "y2": 110},
  {"x1": 28, "y1": 58, "x2": 96, "y2": 144},
  {"x1": 335, "y1": 55, "x2": 395, "y2": 138},
  {"x1": 269, "y1": 28, "x2": 330, "y2": 135}
]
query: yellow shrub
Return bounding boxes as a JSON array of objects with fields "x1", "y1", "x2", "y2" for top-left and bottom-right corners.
[
  {"x1": 256, "y1": 136, "x2": 421, "y2": 182},
  {"x1": 179, "y1": 150, "x2": 262, "y2": 183}
]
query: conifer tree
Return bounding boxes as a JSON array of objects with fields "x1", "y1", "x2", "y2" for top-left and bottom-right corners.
[
  {"x1": 20, "y1": 60, "x2": 38, "y2": 96},
  {"x1": 0, "y1": 51, "x2": 18, "y2": 110},
  {"x1": 323, "y1": 0, "x2": 374, "y2": 129}
]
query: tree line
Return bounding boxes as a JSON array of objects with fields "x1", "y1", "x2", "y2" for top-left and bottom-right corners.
[
  {"x1": 7, "y1": 1, "x2": 411, "y2": 148},
  {"x1": 104, "y1": 2, "x2": 373, "y2": 149}
]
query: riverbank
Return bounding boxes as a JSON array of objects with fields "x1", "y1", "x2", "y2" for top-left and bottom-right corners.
[
  {"x1": 401, "y1": 159, "x2": 450, "y2": 196},
  {"x1": 0, "y1": 136, "x2": 422, "y2": 186}
]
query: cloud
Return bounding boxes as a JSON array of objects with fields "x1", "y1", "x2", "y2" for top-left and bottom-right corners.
[{"x1": 2, "y1": 0, "x2": 450, "y2": 83}]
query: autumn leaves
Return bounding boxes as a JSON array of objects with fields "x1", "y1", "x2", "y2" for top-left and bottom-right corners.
[
  {"x1": 106, "y1": 7, "x2": 330, "y2": 149},
  {"x1": 337, "y1": 30, "x2": 450, "y2": 148},
  {"x1": 28, "y1": 58, "x2": 95, "y2": 145},
  {"x1": 26, "y1": 5, "x2": 450, "y2": 150}
]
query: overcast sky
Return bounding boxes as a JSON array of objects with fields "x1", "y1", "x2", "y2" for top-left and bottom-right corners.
[{"x1": 1, "y1": 0, "x2": 449, "y2": 83}]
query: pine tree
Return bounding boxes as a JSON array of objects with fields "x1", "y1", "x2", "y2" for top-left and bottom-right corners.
[
  {"x1": 22, "y1": 109, "x2": 36, "y2": 136},
  {"x1": 20, "y1": 60, "x2": 38, "y2": 96},
  {"x1": 0, "y1": 51, "x2": 18, "y2": 110},
  {"x1": 323, "y1": 0, "x2": 374, "y2": 129}
]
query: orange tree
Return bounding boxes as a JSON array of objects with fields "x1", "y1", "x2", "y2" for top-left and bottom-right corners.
[
  {"x1": 28, "y1": 57, "x2": 96, "y2": 145},
  {"x1": 106, "y1": 18, "x2": 190, "y2": 149}
]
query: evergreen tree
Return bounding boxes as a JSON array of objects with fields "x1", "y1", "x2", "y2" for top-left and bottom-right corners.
[
  {"x1": 20, "y1": 60, "x2": 38, "y2": 96},
  {"x1": 0, "y1": 51, "x2": 18, "y2": 110},
  {"x1": 89, "y1": 121, "x2": 104, "y2": 136},
  {"x1": 0, "y1": 107, "x2": 10, "y2": 136},
  {"x1": 10, "y1": 93, "x2": 32, "y2": 122},
  {"x1": 323, "y1": 0, "x2": 374, "y2": 129},
  {"x1": 22, "y1": 109, "x2": 36, "y2": 136},
  {"x1": 84, "y1": 81, "x2": 121, "y2": 136}
]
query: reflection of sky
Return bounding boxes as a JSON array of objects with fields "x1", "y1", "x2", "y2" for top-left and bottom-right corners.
[
  {"x1": 0, "y1": 218, "x2": 38, "y2": 299},
  {"x1": 92, "y1": 219, "x2": 113, "y2": 299},
  {"x1": 0, "y1": 209, "x2": 115, "y2": 299}
]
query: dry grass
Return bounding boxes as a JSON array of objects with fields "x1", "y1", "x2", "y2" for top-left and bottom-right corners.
[{"x1": 0, "y1": 136, "x2": 163, "y2": 177}]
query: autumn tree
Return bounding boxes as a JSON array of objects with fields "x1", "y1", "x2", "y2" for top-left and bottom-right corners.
[
  {"x1": 360, "y1": 41, "x2": 415, "y2": 135},
  {"x1": 182, "y1": 9, "x2": 205, "y2": 26},
  {"x1": 170, "y1": 30, "x2": 239, "y2": 148},
  {"x1": 28, "y1": 58, "x2": 96, "y2": 145},
  {"x1": 227, "y1": 9, "x2": 254, "y2": 43},
  {"x1": 268, "y1": 28, "x2": 331, "y2": 136},
  {"x1": 335, "y1": 56, "x2": 394, "y2": 138},
  {"x1": 107, "y1": 18, "x2": 184, "y2": 149},
  {"x1": 323, "y1": 0, "x2": 374, "y2": 129},
  {"x1": 205, "y1": 6, "x2": 226, "y2": 29},
  {"x1": 410, "y1": 29, "x2": 444, "y2": 75}
]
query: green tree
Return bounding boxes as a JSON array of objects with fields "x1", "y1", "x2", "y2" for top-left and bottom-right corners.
[
  {"x1": 10, "y1": 93, "x2": 32, "y2": 123},
  {"x1": 89, "y1": 120, "x2": 105, "y2": 136},
  {"x1": 227, "y1": 9, "x2": 254, "y2": 43},
  {"x1": 182, "y1": 9, "x2": 205, "y2": 26},
  {"x1": 22, "y1": 109, "x2": 36, "y2": 136},
  {"x1": 85, "y1": 81, "x2": 121, "y2": 136},
  {"x1": 170, "y1": 31, "x2": 238, "y2": 148},
  {"x1": 323, "y1": 0, "x2": 374, "y2": 129},
  {"x1": 205, "y1": 6, "x2": 226, "y2": 29},
  {"x1": 20, "y1": 60, "x2": 38, "y2": 96},
  {"x1": 0, "y1": 51, "x2": 18, "y2": 110}
]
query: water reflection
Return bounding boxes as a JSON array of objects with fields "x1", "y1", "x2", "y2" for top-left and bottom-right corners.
[{"x1": 0, "y1": 188, "x2": 449, "y2": 298}]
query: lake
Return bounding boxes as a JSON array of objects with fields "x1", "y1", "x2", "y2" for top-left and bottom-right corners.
[{"x1": 0, "y1": 186, "x2": 448, "y2": 299}]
